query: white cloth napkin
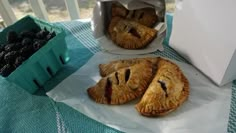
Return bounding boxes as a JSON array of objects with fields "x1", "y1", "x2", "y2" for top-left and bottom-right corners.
[{"x1": 47, "y1": 52, "x2": 232, "y2": 133}]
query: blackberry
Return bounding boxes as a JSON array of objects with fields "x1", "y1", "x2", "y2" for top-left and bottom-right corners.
[
  {"x1": 0, "y1": 27, "x2": 57, "y2": 77},
  {"x1": 36, "y1": 31, "x2": 44, "y2": 39},
  {"x1": 43, "y1": 27, "x2": 50, "y2": 35},
  {"x1": 22, "y1": 38, "x2": 33, "y2": 46},
  {"x1": 19, "y1": 30, "x2": 36, "y2": 39},
  {"x1": 33, "y1": 40, "x2": 46, "y2": 51},
  {"x1": 4, "y1": 43, "x2": 21, "y2": 52},
  {"x1": 20, "y1": 45, "x2": 34, "y2": 59},
  {"x1": 14, "y1": 42, "x2": 23, "y2": 50},
  {"x1": 46, "y1": 31, "x2": 56, "y2": 41},
  {"x1": 36, "y1": 29, "x2": 49, "y2": 39},
  {"x1": 0, "y1": 45, "x2": 4, "y2": 51},
  {"x1": 0, "y1": 51, "x2": 5, "y2": 62},
  {"x1": 14, "y1": 56, "x2": 26, "y2": 67},
  {"x1": 4, "y1": 43, "x2": 14, "y2": 52},
  {"x1": 7, "y1": 31, "x2": 18, "y2": 43},
  {"x1": 31, "y1": 28, "x2": 40, "y2": 33},
  {"x1": 0, "y1": 64, "x2": 3, "y2": 70},
  {"x1": 0, "y1": 64, "x2": 15, "y2": 77},
  {"x1": 4, "y1": 51, "x2": 18, "y2": 64}
]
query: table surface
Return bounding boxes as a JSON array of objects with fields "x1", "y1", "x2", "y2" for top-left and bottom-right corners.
[{"x1": 0, "y1": 15, "x2": 236, "y2": 133}]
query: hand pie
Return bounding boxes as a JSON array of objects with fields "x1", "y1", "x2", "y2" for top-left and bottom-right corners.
[
  {"x1": 111, "y1": 2, "x2": 159, "y2": 27},
  {"x1": 87, "y1": 61, "x2": 153, "y2": 105},
  {"x1": 99, "y1": 57, "x2": 160, "y2": 77},
  {"x1": 108, "y1": 17, "x2": 157, "y2": 49},
  {"x1": 126, "y1": 8, "x2": 159, "y2": 27},
  {"x1": 135, "y1": 58, "x2": 189, "y2": 116}
]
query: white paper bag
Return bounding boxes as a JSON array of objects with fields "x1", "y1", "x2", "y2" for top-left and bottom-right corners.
[
  {"x1": 169, "y1": 0, "x2": 236, "y2": 86},
  {"x1": 91, "y1": 0, "x2": 167, "y2": 54}
]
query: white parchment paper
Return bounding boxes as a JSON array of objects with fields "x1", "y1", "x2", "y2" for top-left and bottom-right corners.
[
  {"x1": 91, "y1": 0, "x2": 166, "y2": 54},
  {"x1": 47, "y1": 52, "x2": 232, "y2": 133}
]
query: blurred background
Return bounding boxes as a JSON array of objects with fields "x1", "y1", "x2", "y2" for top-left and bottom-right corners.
[{"x1": 0, "y1": 0, "x2": 175, "y2": 29}]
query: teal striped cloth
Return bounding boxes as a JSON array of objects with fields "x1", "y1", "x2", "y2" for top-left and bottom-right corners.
[
  {"x1": 0, "y1": 14, "x2": 235, "y2": 132},
  {"x1": 228, "y1": 80, "x2": 236, "y2": 133}
]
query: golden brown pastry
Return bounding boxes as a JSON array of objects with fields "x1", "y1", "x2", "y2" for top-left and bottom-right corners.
[
  {"x1": 135, "y1": 58, "x2": 189, "y2": 117},
  {"x1": 87, "y1": 61, "x2": 153, "y2": 105},
  {"x1": 99, "y1": 57, "x2": 160, "y2": 77},
  {"x1": 108, "y1": 17, "x2": 157, "y2": 49}
]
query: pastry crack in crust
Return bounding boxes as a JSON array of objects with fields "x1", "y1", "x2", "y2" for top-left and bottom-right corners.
[
  {"x1": 135, "y1": 58, "x2": 189, "y2": 117},
  {"x1": 125, "y1": 69, "x2": 131, "y2": 83},
  {"x1": 128, "y1": 28, "x2": 141, "y2": 38},
  {"x1": 105, "y1": 78, "x2": 112, "y2": 104},
  {"x1": 115, "y1": 72, "x2": 119, "y2": 84},
  {"x1": 158, "y1": 80, "x2": 168, "y2": 97}
]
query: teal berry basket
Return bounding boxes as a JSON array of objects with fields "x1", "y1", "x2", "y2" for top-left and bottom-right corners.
[{"x1": 0, "y1": 15, "x2": 70, "y2": 94}]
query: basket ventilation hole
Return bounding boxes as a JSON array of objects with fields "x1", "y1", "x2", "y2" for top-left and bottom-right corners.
[
  {"x1": 47, "y1": 67, "x2": 53, "y2": 76},
  {"x1": 33, "y1": 79, "x2": 41, "y2": 88},
  {"x1": 59, "y1": 55, "x2": 65, "y2": 64}
]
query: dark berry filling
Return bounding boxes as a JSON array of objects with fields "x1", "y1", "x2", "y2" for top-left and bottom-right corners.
[
  {"x1": 105, "y1": 78, "x2": 112, "y2": 104},
  {"x1": 128, "y1": 28, "x2": 141, "y2": 38},
  {"x1": 138, "y1": 12, "x2": 144, "y2": 19},
  {"x1": 125, "y1": 69, "x2": 130, "y2": 82},
  {"x1": 115, "y1": 72, "x2": 119, "y2": 85},
  {"x1": 158, "y1": 80, "x2": 168, "y2": 97}
]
